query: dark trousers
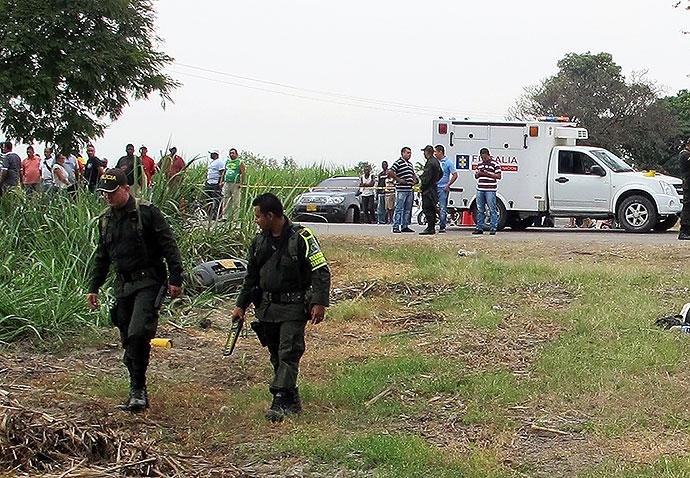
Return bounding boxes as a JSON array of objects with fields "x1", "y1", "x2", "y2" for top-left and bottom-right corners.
[
  {"x1": 204, "y1": 183, "x2": 222, "y2": 219},
  {"x1": 361, "y1": 195, "x2": 375, "y2": 224},
  {"x1": 421, "y1": 188, "x2": 438, "y2": 230},
  {"x1": 682, "y1": 181, "x2": 690, "y2": 230},
  {"x1": 261, "y1": 320, "x2": 307, "y2": 394},
  {"x1": 114, "y1": 285, "x2": 160, "y2": 389}
]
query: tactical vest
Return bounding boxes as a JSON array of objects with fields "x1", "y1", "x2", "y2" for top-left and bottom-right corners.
[
  {"x1": 253, "y1": 224, "x2": 325, "y2": 293},
  {"x1": 99, "y1": 199, "x2": 156, "y2": 275}
]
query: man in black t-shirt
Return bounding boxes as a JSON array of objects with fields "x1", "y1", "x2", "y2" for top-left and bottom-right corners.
[
  {"x1": 679, "y1": 138, "x2": 690, "y2": 240},
  {"x1": 84, "y1": 144, "x2": 106, "y2": 193}
]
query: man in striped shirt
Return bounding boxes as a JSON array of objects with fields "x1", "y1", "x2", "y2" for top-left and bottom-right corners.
[
  {"x1": 473, "y1": 148, "x2": 502, "y2": 235},
  {"x1": 387, "y1": 146, "x2": 418, "y2": 233}
]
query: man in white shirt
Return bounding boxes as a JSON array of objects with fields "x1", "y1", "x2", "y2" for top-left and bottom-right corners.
[{"x1": 205, "y1": 150, "x2": 226, "y2": 219}]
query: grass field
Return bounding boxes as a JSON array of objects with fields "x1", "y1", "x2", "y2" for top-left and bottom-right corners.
[{"x1": 4, "y1": 236, "x2": 690, "y2": 476}]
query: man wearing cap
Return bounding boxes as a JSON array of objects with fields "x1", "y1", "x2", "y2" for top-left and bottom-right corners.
[
  {"x1": 86, "y1": 169, "x2": 183, "y2": 412},
  {"x1": 418, "y1": 145, "x2": 443, "y2": 235},
  {"x1": 205, "y1": 150, "x2": 225, "y2": 219},
  {"x1": 679, "y1": 138, "x2": 690, "y2": 240}
]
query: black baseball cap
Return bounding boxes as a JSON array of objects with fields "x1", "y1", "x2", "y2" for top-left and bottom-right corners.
[
  {"x1": 97, "y1": 168, "x2": 128, "y2": 192},
  {"x1": 421, "y1": 145, "x2": 434, "y2": 153}
]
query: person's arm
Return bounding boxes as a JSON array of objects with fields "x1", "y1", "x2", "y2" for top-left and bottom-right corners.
[
  {"x1": 217, "y1": 166, "x2": 226, "y2": 187},
  {"x1": 0, "y1": 157, "x2": 8, "y2": 183},
  {"x1": 446, "y1": 169, "x2": 458, "y2": 192},
  {"x1": 86, "y1": 218, "x2": 112, "y2": 309},
  {"x1": 489, "y1": 164, "x2": 502, "y2": 180},
  {"x1": 233, "y1": 237, "x2": 260, "y2": 317},
  {"x1": 54, "y1": 166, "x2": 67, "y2": 184},
  {"x1": 149, "y1": 206, "x2": 184, "y2": 294},
  {"x1": 300, "y1": 229, "x2": 330, "y2": 324}
]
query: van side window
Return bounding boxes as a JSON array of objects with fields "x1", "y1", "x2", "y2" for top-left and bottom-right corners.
[{"x1": 558, "y1": 151, "x2": 598, "y2": 175}]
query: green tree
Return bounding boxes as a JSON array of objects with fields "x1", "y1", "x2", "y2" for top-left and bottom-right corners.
[
  {"x1": 0, "y1": 0, "x2": 177, "y2": 152},
  {"x1": 512, "y1": 52, "x2": 679, "y2": 171},
  {"x1": 657, "y1": 90, "x2": 690, "y2": 176}
]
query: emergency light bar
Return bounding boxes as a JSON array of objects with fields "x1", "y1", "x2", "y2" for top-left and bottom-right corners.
[{"x1": 538, "y1": 116, "x2": 571, "y2": 122}]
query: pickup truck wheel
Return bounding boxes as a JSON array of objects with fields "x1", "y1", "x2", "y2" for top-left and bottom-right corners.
[
  {"x1": 653, "y1": 215, "x2": 678, "y2": 232},
  {"x1": 618, "y1": 195, "x2": 657, "y2": 233},
  {"x1": 471, "y1": 200, "x2": 508, "y2": 231}
]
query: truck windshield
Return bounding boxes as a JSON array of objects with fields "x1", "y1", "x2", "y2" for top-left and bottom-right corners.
[
  {"x1": 313, "y1": 178, "x2": 360, "y2": 191},
  {"x1": 590, "y1": 149, "x2": 634, "y2": 173}
]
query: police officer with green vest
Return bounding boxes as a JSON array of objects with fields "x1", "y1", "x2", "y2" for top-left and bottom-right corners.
[
  {"x1": 86, "y1": 169, "x2": 183, "y2": 412},
  {"x1": 233, "y1": 193, "x2": 331, "y2": 422}
]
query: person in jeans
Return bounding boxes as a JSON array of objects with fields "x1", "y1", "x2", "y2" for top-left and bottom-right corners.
[
  {"x1": 436, "y1": 145, "x2": 458, "y2": 233},
  {"x1": 359, "y1": 164, "x2": 376, "y2": 223},
  {"x1": 388, "y1": 146, "x2": 418, "y2": 233},
  {"x1": 473, "y1": 148, "x2": 502, "y2": 235},
  {"x1": 376, "y1": 161, "x2": 389, "y2": 224}
]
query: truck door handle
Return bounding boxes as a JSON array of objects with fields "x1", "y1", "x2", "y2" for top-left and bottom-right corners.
[
  {"x1": 555, "y1": 177, "x2": 569, "y2": 184},
  {"x1": 450, "y1": 131, "x2": 454, "y2": 147}
]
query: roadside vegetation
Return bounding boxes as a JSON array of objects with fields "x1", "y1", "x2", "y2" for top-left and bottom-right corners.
[
  {"x1": 4, "y1": 237, "x2": 690, "y2": 476},
  {"x1": 0, "y1": 161, "x2": 349, "y2": 343}
]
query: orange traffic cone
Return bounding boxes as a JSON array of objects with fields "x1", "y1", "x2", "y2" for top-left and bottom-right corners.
[{"x1": 461, "y1": 210, "x2": 475, "y2": 227}]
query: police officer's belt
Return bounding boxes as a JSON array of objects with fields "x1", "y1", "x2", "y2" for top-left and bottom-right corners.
[
  {"x1": 117, "y1": 267, "x2": 157, "y2": 282},
  {"x1": 263, "y1": 291, "x2": 306, "y2": 304}
]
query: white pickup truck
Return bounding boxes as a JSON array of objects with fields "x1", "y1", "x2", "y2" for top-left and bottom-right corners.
[{"x1": 432, "y1": 118, "x2": 682, "y2": 232}]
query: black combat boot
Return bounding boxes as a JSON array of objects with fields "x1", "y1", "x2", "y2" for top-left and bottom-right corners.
[
  {"x1": 283, "y1": 388, "x2": 303, "y2": 415},
  {"x1": 265, "y1": 391, "x2": 287, "y2": 423},
  {"x1": 679, "y1": 227, "x2": 690, "y2": 240},
  {"x1": 127, "y1": 387, "x2": 148, "y2": 413}
]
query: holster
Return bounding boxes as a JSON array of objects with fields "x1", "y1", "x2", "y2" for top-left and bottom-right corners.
[
  {"x1": 154, "y1": 283, "x2": 168, "y2": 309},
  {"x1": 251, "y1": 286, "x2": 263, "y2": 308},
  {"x1": 250, "y1": 320, "x2": 269, "y2": 347}
]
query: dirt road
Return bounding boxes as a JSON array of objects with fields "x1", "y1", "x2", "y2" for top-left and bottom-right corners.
[{"x1": 304, "y1": 223, "x2": 686, "y2": 246}]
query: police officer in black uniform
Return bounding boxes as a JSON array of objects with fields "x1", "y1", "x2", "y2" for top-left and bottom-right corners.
[
  {"x1": 87, "y1": 169, "x2": 183, "y2": 412},
  {"x1": 233, "y1": 193, "x2": 331, "y2": 423}
]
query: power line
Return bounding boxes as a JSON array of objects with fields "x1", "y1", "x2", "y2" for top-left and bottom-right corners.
[
  {"x1": 173, "y1": 61, "x2": 507, "y2": 118},
  {"x1": 170, "y1": 70, "x2": 434, "y2": 117}
]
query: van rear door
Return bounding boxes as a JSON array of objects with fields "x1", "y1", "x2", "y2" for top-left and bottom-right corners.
[{"x1": 549, "y1": 149, "x2": 611, "y2": 213}]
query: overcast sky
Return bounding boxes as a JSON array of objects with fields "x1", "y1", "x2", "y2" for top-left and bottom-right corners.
[{"x1": 94, "y1": 0, "x2": 688, "y2": 166}]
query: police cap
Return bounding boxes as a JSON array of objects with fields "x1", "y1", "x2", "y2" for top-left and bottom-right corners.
[{"x1": 97, "y1": 168, "x2": 128, "y2": 193}]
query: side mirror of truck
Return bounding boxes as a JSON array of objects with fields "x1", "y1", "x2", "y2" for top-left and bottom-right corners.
[{"x1": 590, "y1": 165, "x2": 606, "y2": 177}]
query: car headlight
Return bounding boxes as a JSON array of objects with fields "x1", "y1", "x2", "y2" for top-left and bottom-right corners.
[
  {"x1": 659, "y1": 181, "x2": 675, "y2": 196},
  {"x1": 326, "y1": 197, "x2": 345, "y2": 205}
]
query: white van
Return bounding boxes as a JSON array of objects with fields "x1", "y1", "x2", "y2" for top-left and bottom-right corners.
[{"x1": 432, "y1": 118, "x2": 682, "y2": 233}]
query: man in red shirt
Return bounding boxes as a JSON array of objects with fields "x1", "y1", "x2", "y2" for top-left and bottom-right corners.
[
  {"x1": 21, "y1": 145, "x2": 42, "y2": 195},
  {"x1": 139, "y1": 146, "x2": 156, "y2": 186}
]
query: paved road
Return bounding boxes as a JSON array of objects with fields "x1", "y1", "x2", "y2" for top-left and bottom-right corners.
[{"x1": 303, "y1": 222, "x2": 685, "y2": 246}]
